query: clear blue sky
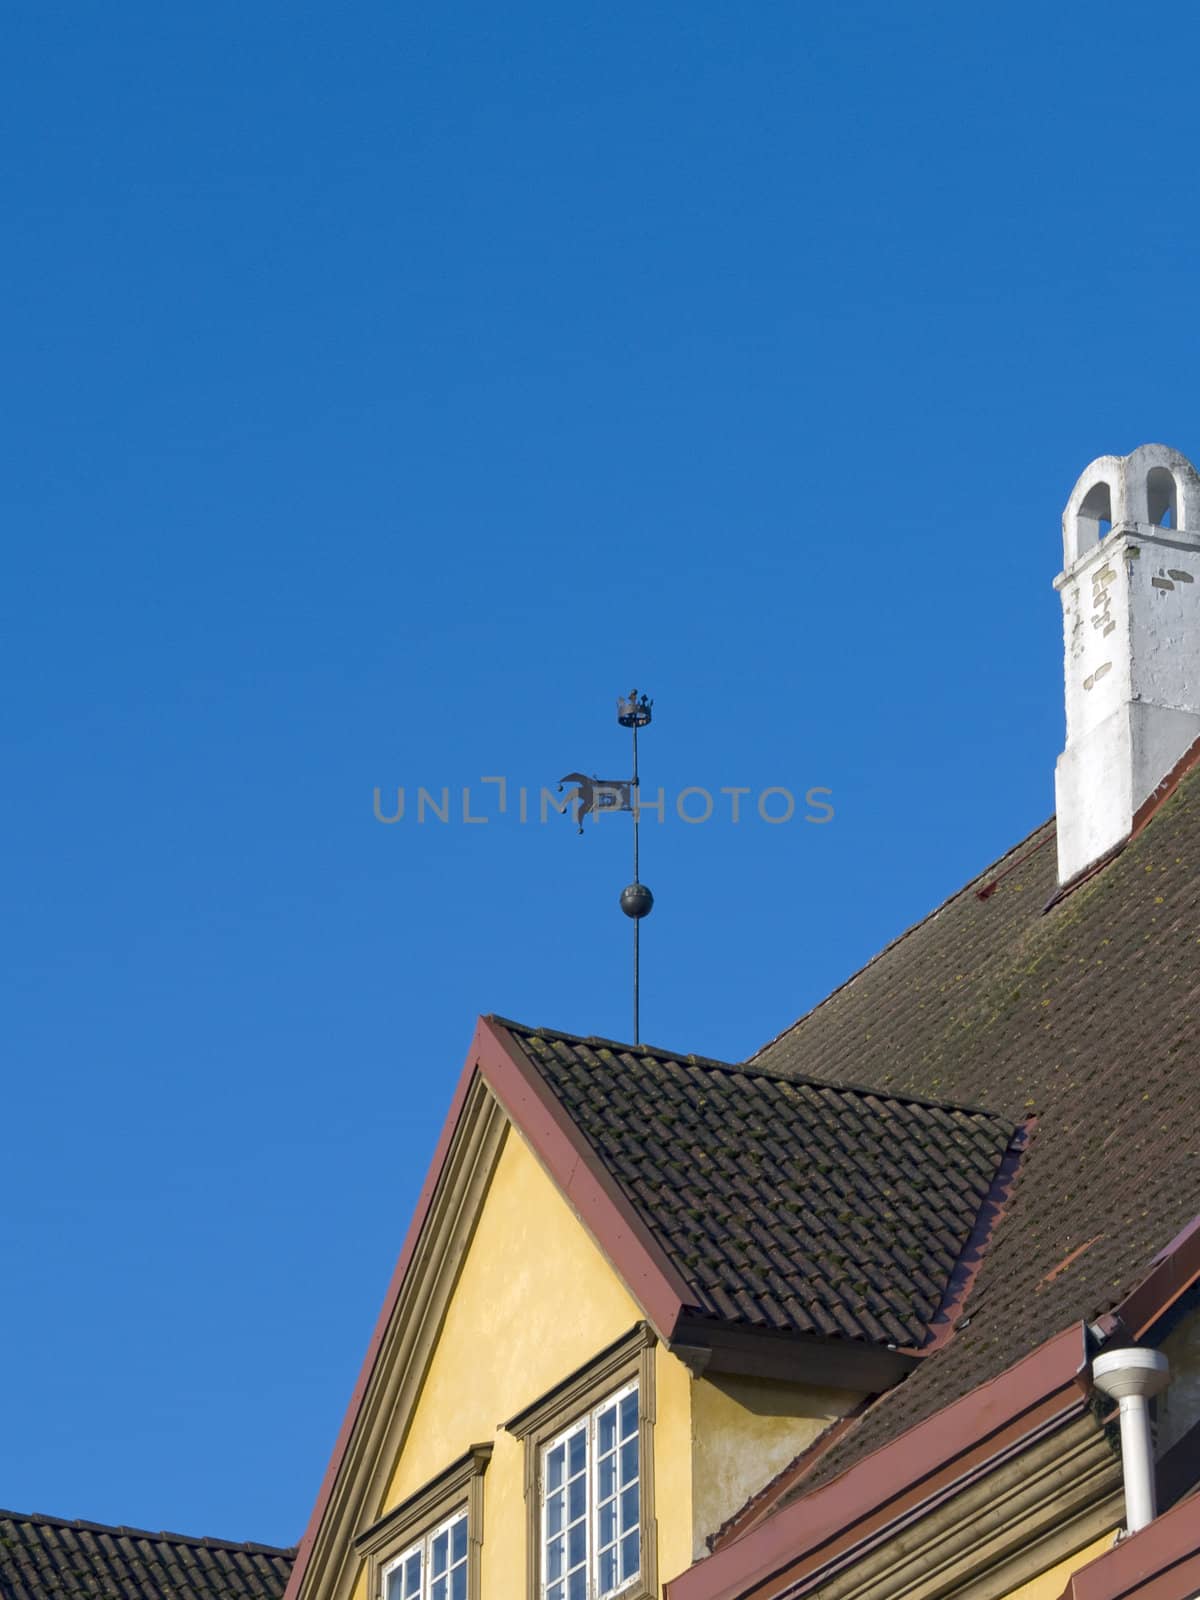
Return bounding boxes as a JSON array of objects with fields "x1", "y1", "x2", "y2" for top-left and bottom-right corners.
[{"x1": 3, "y1": 0, "x2": 1197, "y2": 1549}]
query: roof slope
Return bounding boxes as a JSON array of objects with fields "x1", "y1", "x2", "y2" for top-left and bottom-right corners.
[
  {"x1": 752, "y1": 767, "x2": 1200, "y2": 1492},
  {"x1": 498, "y1": 1021, "x2": 1017, "y2": 1349},
  {"x1": 0, "y1": 1512, "x2": 293, "y2": 1600}
]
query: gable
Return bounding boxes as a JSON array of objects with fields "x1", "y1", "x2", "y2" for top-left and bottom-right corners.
[{"x1": 378, "y1": 1118, "x2": 644, "y2": 1517}]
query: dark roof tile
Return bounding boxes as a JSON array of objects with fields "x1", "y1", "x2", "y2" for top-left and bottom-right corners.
[
  {"x1": 0, "y1": 1513, "x2": 293, "y2": 1600},
  {"x1": 494, "y1": 1019, "x2": 1018, "y2": 1349},
  {"x1": 750, "y1": 767, "x2": 1200, "y2": 1492}
]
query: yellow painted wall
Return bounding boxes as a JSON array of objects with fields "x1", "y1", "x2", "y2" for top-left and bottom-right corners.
[
  {"x1": 362, "y1": 1120, "x2": 865, "y2": 1598},
  {"x1": 688, "y1": 1374, "x2": 862, "y2": 1560},
  {"x1": 378, "y1": 1123, "x2": 690, "y2": 1598},
  {"x1": 654, "y1": 1345, "x2": 695, "y2": 1588},
  {"x1": 995, "y1": 1531, "x2": 1117, "y2": 1600}
]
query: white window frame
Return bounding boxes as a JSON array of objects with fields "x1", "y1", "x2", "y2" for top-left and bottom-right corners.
[
  {"x1": 539, "y1": 1379, "x2": 641, "y2": 1600},
  {"x1": 382, "y1": 1507, "x2": 469, "y2": 1600}
]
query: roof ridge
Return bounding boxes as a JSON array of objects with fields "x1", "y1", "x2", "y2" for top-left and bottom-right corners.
[
  {"x1": 744, "y1": 814, "x2": 1056, "y2": 1067},
  {"x1": 0, "y1": 1509, "x2": 297, "y2": 1556},
  {"x1": 485, "y1": 1014, "x2": 734, "y2": 1068},
  {"x1": 494, "y1": 1016, "x2": 1011, "y2": 1120}
]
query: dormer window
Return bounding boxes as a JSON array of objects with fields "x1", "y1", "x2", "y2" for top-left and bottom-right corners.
[
  {"x1": 541, "y1": 1381, "x2": 641, "y2": 1600},
  {"x1": 385, "y1": 1512, "x2": 468, "y2": 1600},
  {"x1": 507, "y1": 1324, "x2": 657, "y2": 1600},
  {"x1": 356, "y1": 1446, "x2": 490, "y2": 1600}
]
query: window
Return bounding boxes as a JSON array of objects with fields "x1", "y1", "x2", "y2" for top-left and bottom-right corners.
[
  {"x1": 542, "y1": 1381, "x2": 641, "y2": 1600},
  {"x1": 385, "y1": 1510, "x2": 468, "y2": 1600},
  {"x1": 356, "y1": 1445, "x2": 490, "y2": 1600},
  {"x1": 506, "y1": 1324, "x2": 656, "y2": 1600}
]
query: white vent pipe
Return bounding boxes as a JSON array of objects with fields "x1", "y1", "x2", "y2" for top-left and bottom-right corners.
[{"x1": 1091, "y1": 1345, "x2": 1170, "y2": 1534}]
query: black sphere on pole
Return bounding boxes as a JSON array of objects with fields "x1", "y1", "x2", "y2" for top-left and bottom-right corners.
[{"x1": 620, "y1": 882, "x2": 654, "y2": 920}]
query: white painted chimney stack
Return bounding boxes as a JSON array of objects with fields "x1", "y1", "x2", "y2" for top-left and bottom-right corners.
[{"x1": 1055, "y1": 444, "x2": 1200, "y2": 884}]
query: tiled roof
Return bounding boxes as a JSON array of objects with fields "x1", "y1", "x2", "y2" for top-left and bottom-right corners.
[
  {"x1": 497, "y1": 1021, "x2": 1018, "y2": 1349},
  {"x1": 752, "y1": 764, "x2": 1200, "y2": 1493},
  {"x1": 0, "y1": 1511, "x2": 294, "y2": 1600}
]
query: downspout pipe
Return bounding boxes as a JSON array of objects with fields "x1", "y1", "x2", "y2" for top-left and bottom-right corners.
[{"x1": 1091, "y1": 1345, "x2": 1170, "y2": 1535}]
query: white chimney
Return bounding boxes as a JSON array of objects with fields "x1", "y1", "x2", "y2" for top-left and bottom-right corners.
[{"x1": 1055, "y1": 443, "x2": 1200, "y2": 884}]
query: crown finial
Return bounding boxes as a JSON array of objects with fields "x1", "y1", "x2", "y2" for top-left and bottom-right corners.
[{"x1": 617, "y1": 689, "x2": 653, "y2": 728}]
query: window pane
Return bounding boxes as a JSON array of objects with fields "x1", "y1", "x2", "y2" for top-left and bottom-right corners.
[
  {"x1": 568, "y1": 1475, "x2": 586, "y2": 1522},
  {"x1": 567, "y1": 1570, "x2": 586, "y2": 1600},
  {"x1": 450, "y1": 1566, "x2": 466, "y2": 1600},
  {"x1": 619, "y1": 1437, "x2": 638, "y2": 1486},
  {"x1": 598, "y1": 1455, "x2": 616, "y2": 1500},
  {"x1": 598, "y1": 1502, "x2": 616, "y2": 1547},
  {"x1": 431, "y1": 1531, "x2": 448, "y2": 1576},
  {"x1": 598, "y1": 1548, "x2": 617, "y2": 1596},
  {"x1": 547, "y1": 1585, "x2": 563, "y2": 1600},
  {"x1": 547, "y1": 1444, "x2": 565, "y2": 1492},
  {"x1": 404, "y1": 1553, "x2": 422, "y2": 1600},
  {"x1": 620, "y1": 1483, "x2": 639, "y2": 1534},
  {"x1": 598, "y1": 1404, "x2": 616, "y2": 1455},
  {"x1": 547, "y1": 1491, "x2": 564, "y2": 1537},
  {"x1": 450, "y1": 1518, "x2": 467, "y2": 1565},
  {"x1": 568, "y1": 1521, "x2": 587, "y2": 1570},
  {"x1": 430, "y1": 1578, "x2": 446, "y2": 1600},
  {"x1": 547, "y1": 1536, "x2": 564, "y2": 1581},
  {"x1": 620, "y1": 1529, "x2": 640, "y2": 1581},
  {"x1": 567, "y1": 1427, "x2": 587, "y2": 1477},
  {"x1": 386, "y1": 1570, "x2": 403, "y2": 1600},
  {"x1": 619, "y1": 1390, "x2": 638, "y2": 1440}
]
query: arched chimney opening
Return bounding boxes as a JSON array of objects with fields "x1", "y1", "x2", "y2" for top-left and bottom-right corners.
[
  {"x1": 1075, "y1": 479, "x2": 1114, "y2": 557},
  {"x1": 1147, "y1": 466, "x2": 1178, "y2": 529}
]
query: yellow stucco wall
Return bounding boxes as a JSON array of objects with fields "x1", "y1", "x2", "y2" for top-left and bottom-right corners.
[
  {"x1": 378, "y1": 1122, "x2": 691, "y2": 1597},
  {"x1": 996, "y1": 1531, "x2": 1117, "y2": 1600},
  {"x1": 358, "y1": 1119, "x2": 864, "y2": 1598},
  {"x1": 688, "y1": 1374, "x2": 862, "y2": 1559},
  {"x1": 653, "y1": 1345, "x2": 695, "y2": 1588}
]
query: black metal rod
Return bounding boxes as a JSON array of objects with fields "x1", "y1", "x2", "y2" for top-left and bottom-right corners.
[
  {"x1": 632, "y1": 718, "x2": 640, "y2": 1043},
  {"x1": 633, "y1": 916, "x2": 640, "y2": 1047}
]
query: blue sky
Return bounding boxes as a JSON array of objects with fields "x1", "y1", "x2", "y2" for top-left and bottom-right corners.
[{"x1": 3, "y1": 0, "x2": 1198, "y2": 1549}]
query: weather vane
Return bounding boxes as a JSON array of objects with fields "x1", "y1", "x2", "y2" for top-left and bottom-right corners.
[{"x1": 558, "y1": 689, "x2": 654, "y2": 1043}]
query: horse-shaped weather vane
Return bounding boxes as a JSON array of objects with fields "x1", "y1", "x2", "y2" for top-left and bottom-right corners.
[{"x1": 558, "y1": 690, "x2": 654, "y2": 1043}]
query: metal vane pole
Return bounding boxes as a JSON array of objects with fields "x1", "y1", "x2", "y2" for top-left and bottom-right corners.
[{"x1": 617, "y1": 690, "x2": 653, "y2": 1043}]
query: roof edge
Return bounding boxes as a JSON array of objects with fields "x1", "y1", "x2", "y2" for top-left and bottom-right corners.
[
  {"x1": 0, "y1": 1510, "x2": 296, "y2": 1556},
  {"x1": 746, "y1": 817, "x2": 1056, "y2": 1067},
  {"x1": 480, "y1": 1016, "x2": 695, "y2": 1338},
  {"x1": 499, "y1": 1016, "x2": 1011, "y2": 1121}
]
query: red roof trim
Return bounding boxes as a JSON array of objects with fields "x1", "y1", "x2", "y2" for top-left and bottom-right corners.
[
  {"x1": 666, "y1": 1322, "x2": 1089, "y2": 1600},
  {"x1": 1057, "y1": 1492, "x2": 1200, "y2": 1600},
  {"x1": 673, "y1": 1208, "x2": 1200, "y2": 1600},
  {"x1": 477, "y1": 1017, "x2": 693, "y2": 1339},
  {"x1": 1100, "y1": 1211, "x2": 1200, "y2": 1341},
  {"x1": 283, "y1": 1016, "x2": 695, "y2": 1600}
]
